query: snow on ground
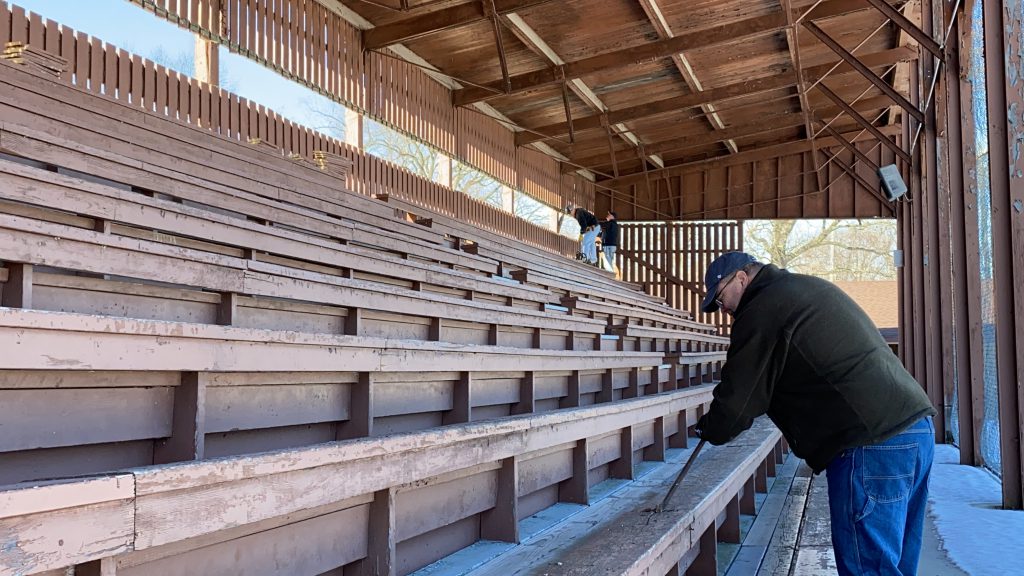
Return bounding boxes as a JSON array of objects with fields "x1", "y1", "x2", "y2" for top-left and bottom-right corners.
[{"x1": 929, "y1": 444, "x2": 1024, "y2": 576}]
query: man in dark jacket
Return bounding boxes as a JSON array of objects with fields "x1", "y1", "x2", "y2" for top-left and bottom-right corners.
[
  {"x1": 600, "y1": 211, "x2": 619, "y2": 274},
  {"x1": 694, "y1": 252, "x2": 935, "y2": 576}
]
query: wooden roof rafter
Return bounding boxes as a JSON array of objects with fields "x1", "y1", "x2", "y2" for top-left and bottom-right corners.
[
  {"x1": 515, "y1": 46, "x2": 917, "y2": 147},
  {"x1": 497, "y1": 11, "x2": 665, "y2": 172},
  {"x1": 637, "y1": 0, "x2": 738, "y2": 155},
  {"x1": 361, "y1": 0, "x2": 558, "y2": 49},
  {"x1": 451, "y1": 0, "x2": 871, "y2": 106}
]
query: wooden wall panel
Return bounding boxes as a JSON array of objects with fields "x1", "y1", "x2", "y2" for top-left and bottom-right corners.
[{"x1": 602, "y1": 143, "x2": 895, "y2": 220}]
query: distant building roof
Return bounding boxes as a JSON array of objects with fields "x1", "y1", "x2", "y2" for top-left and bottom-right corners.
[{"x1": 832, "y1": 280, "x2": 899, "y2": 342}]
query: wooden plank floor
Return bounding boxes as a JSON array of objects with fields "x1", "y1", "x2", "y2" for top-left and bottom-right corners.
[{"x1": 723, "y1": 455, "x2": 970, "y2": 576}]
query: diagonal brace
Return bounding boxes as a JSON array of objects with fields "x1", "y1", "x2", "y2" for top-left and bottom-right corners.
[
  {"x1": 814, "y1": 82, "x2": 912, "y2": 163},
  {"x1": 863, "y1": 0, "x2": 943, "y2": 60},
  {"x1": 803, "y1": 21, "x2": 923, "y2": 123}
]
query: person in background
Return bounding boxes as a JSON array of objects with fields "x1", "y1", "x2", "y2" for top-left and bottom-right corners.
[
  {"x1": 565, "y1": 203, "x2": 600, "y2": 265},
  {"x1": 694, "y1": 251, "x2": 935, "y2": 576},
  {"x1": 600, "y1": 211, "x2": 619, "y2": 276}
]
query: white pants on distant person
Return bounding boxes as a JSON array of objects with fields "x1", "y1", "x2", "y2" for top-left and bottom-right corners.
[
  {"x1": 581, "y1": 227, "x2": 600, "y2": 263},
  {"x1": 602, "y1": 246, "x2": 617, "y2": 272}
]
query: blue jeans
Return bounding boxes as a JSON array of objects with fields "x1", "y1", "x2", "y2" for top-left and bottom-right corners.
[
  {"x1": 581, "y1": 227, "x2": 600, "y2": 263},
  {"x1": 602, "y1": 246, "x2": 617, "y2": 271},
  {"x1": 825, "y1": 416, "x2": 934, "y2": 576}
]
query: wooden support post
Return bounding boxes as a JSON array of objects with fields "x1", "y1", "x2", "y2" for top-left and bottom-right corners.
[
  {"x1": 766, "y1": 451, "x2": 777, "y2": 477},
  {"x1": 983, "y1": 0, "x2": 1024, "y2": 508},
  {"x1": 512, "y1": 371, "x2": 535, "y2": 415},
  {"x1": 338, "y1": 373, "x2": 373, "y2": 440},
  {"x1": 532, "y1": 327, "x2": 543, "y2": 349},
  {"x1": 75, "y1": 557, "x2": 118, "y2": 576},
  {"x1": 610, "y1": 426, "x2": 635, "y2": 480},
  {"x1": 755, "y1": 459, "x2": 769, "y2": 493},
  {"x1": 429, "y1": 317, "x2": 444, "y2": 341},
  {"x1": 597, "y1": 369, "x2": 614, "y2": 403},
  {"x1": 688, "y1": 404, "x2": 705, "y2": 438},
  {"x1": 488, "y1": 323, "x2": 500, "y2": 346},
  {"x1": 775, "y1": 441, "x2": 785, "y2": 464},
  {"x1": 559, "y1": 438, "x2": 590, "y2": 505},
  {"x1": 741, "y1": 476, "x2": 756, "y2": 515},
  {"x1": 194, "y1": 35, "x2": 219, "y2": 86},
  {"x1": 565, "y1": 329, "x2": 576, "y2": 351},
  {"x1": 443, "y1": 372, "x2": 472, "y2": 425},
  {"x1": 352, "y1": 488, "x2": 396, "y2": 576},
  {"x1": 481, "y1": 457, "x2": 520, "y2": 543},
  {"x1": 345, "y1": 307, "x2": 362, "y2": 336},
  {"x1": 154, "y1": 372, "x2": 206, "y2": 464},
  {"x1": 93, "y1": 218, "x2": 113, "y2": 234},
  {"x1": 718, "y1": 495, "x2": 741, "y2": 544},
  {"x1": 1, "y1": 263, "x2": 32, "y2": 308},
  {"x1": 667, "y1": 363, "x2": 680, "y2": 392},
  {"x1": 669, "y1": 410, "x2": 690, "y2": 449},
  {"x1": 624, "y1": 367, "x2": 640, "y2": 399},
  {"x1": 644, "y1": 416, "x2": 667, "y2": 462},
  {"x1": 561, "y1": 369, "x2": 582, "y2": 409},
  {"x1": 217, "y1": 292, "x2": 238, "y2": 326},
  {"x1": 686, "y1": 522, "x2": 718, "y2": 576}
]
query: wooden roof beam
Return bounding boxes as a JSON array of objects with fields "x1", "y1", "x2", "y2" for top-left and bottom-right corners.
[
  {"x1": 453, "y1": 0, "x2": 870, "y2": 106},
  {"x1": 361, "y1": 0, "x2": 556, "y2": 49},
  {"x1": 781, "y1": 0, "x2": 825, "y2": 193},
  {"x1": 637, "y1": 0, "x2": 738, "y2": 154},
  {"x1": 499, "y1": 12, "x2": 661, "y2": 167},
  {"x1": 600, "y1": 124, "x2": 903, "y2": 187},
  {"x1": 567, "y1": 95, "x2": 894, "y2": 169},
  {"x1": 515, "y1": 46, "x2": 918, "y2": 147}
]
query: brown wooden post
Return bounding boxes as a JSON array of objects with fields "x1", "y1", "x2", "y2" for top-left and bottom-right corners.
[
  {"x1": 624, "y1": 366, "x2": 640, "y2": 399},
  {"x1": 945, "y1": 5, "x2": 981, "y2": 466},
  {"x1": 740, "y1": 476, "x2": 756, "y2": 515},
  {"x1": 597, "y1": 369, "x2": 614, "y2": 403},
  {"x1": 609, "y1": 426, "x2": 635, "y2": 480},
  {"x1": 686, "y1": 522, "x2": 718, "y2": 576},
  {"x1": 488, "y1": 323, "x2": 500, "y2": 346},
  {"x1": 512, "y1": 371, "x2": 535, "y2": 415},
  {"x1": 561, "y1": 369, "x2": 581, "y2": 409},
  {"x1": 429, "y1": 317, "x2": 444, "y2": 341},
  {"x1": 481, "y1": 457, "x2": 520, "y2": 543},
  {"x1": 338, "y1": 373, "x2": 373, "y2": 440},
  {"x1": 154, "y1": 372, "x2": 207, "y2": 464},
  {"x1": 558, "y1": 438, "x2": 589, "y2": 505},
  {"x1": 344, "y1": 307, "x2": 363, "y2": 336},
  {"x1": 644, "y1": 416, "x2": 667, "y2": 462},
  {"x1": 352, "y1": 488, "x2": 396, "y2": 576},
  {"x1": 766, "y1": 450, "x2": 777, "y2": 477},
  {"x1": 443, "y1": 372, "x2": 471, "y2": 425},
  {"x1": 669, "y1": 410, "x2": 690, "y2": 449},
  {"x1": 532, "y1": 327, "x2": 543, "y2": 349},
  {"x1": 755, "y1": 459, "x2": 769, "y2": 493},
  {"x1": 1, "y1": 263, "x2": 32, "y2": 308},
  {"x1": 983, "y1": 0, "x2": 1024, "y2": 509},
  {"x1": 718, "y1": 494, "x2": 741, "y2": 544},
  {"x1": 217, "y1": 292, "x2": 238, "y2": 326}
]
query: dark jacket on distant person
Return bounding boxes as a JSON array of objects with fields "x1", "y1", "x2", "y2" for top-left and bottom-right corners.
[
  {"x1": 573, "y1": 208, "x2": 599, "y2": 231},
  {"x1": 697, "y1": 264, "x2": 935, "y2": 472},
  {"x1": 601, "y1": 220, "x2": 620, "y2": 247}
]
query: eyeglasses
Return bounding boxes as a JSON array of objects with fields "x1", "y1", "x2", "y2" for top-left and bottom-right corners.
[{"x1": 713, "y1": 273, "x2": 740, "y2": 310}]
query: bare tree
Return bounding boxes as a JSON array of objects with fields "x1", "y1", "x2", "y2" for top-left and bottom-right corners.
[{"x1": 744, "y1": 219, "x2": 896, "y2": 280}]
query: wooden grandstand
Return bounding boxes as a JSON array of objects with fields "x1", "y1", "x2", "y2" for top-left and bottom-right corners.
[{"x1": 4, "y1": 0, "x2": 1024, "y2": 574}]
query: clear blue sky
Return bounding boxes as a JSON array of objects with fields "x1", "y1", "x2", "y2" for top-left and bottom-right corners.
[{"x1": 12, "y1": 0, "x2": 341, "y2": 129}]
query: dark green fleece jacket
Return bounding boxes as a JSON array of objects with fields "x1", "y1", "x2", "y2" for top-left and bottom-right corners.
[{"x1": 697, "y1": 264, "x2": 935, "y2": 472}]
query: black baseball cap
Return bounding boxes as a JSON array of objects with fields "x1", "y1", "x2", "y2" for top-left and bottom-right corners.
[{"x1": 701, "y1": 252, "x2": 757, "y2": 313}]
